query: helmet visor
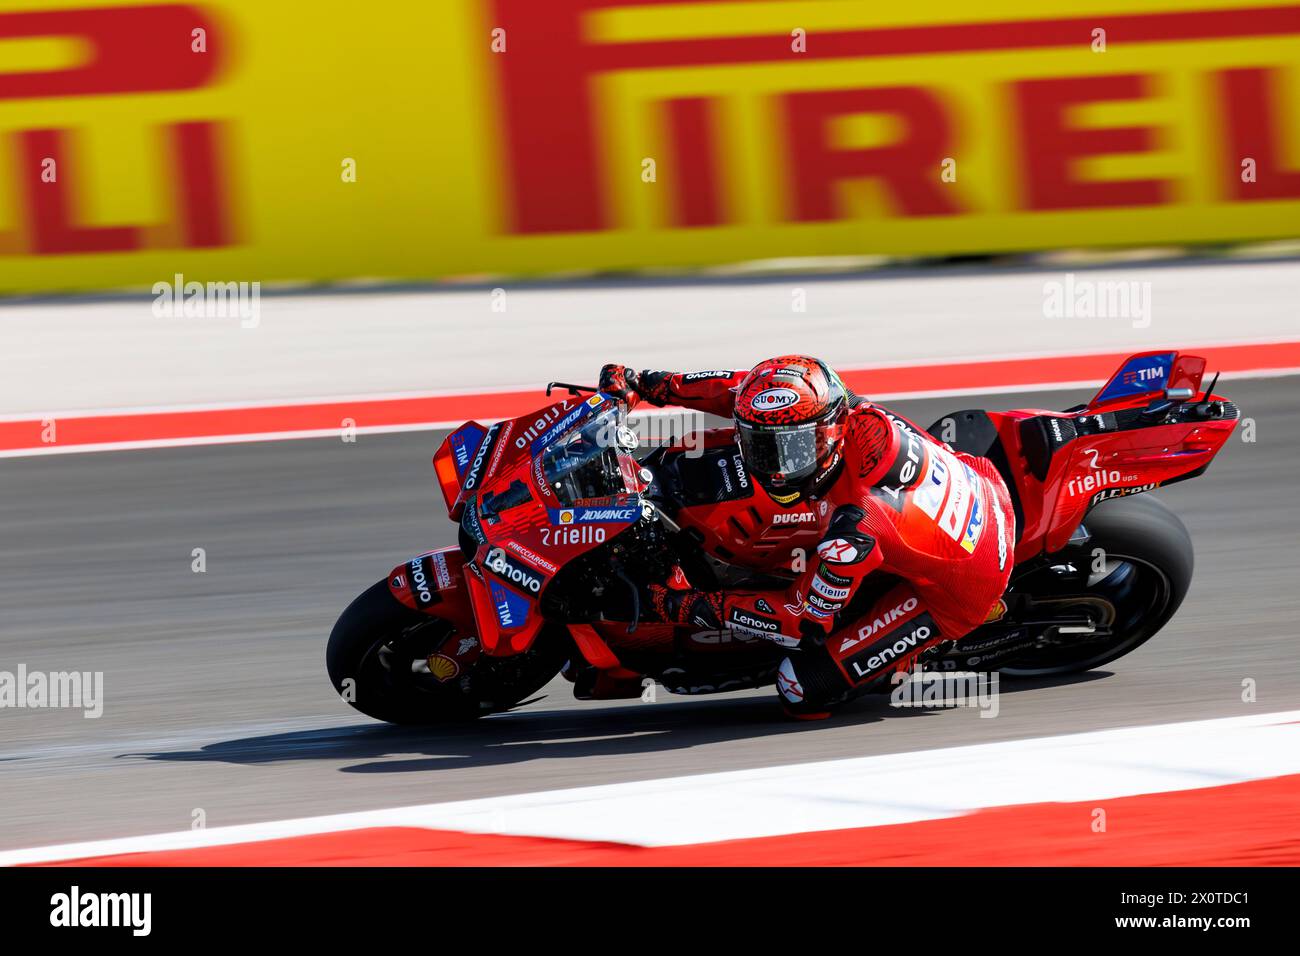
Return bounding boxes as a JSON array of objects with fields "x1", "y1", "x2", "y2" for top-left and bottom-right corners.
[{"x1": 736, "y1": 420, "x2": 820, "y2": 485}]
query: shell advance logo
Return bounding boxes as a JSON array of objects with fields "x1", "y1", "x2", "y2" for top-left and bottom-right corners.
[
  {"x1": 749, "y1": 387, "x2": 799, "y2": 412},
  {"x1": 550, "y1": 506, "x2": 640, "y2": 524}
]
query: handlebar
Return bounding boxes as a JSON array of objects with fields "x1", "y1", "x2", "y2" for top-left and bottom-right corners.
[{"x1": 545, "y1": 381, "x2": 599, "y2": 397}]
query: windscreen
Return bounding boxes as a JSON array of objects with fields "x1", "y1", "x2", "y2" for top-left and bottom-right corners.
[{"x1": 539, "y1": 406, "x2": 632, "y2": 505}]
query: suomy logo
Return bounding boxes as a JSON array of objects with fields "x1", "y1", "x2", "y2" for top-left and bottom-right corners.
[{"x1": 749, "y1": 387, "x2": 799, "y2": 411}]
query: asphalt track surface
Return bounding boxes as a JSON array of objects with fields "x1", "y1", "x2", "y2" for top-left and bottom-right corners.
[{"x1": 0, "y1": 377, "x2": 1295, "y2": 850}]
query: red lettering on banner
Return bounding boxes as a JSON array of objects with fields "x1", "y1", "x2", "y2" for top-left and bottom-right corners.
[
  {"x1": 0, "y1": 6, "x2": 233, "y2": 255},
  {"x1": 1013, "y1": 74, "x2": 1170, "y2": 210},
  {"x1": 20, "y1": 129, "x2": 142, "y2": 254},
  {"x1": 0, "y1": 5, "x2": 220, "y2": 100},
  {"x1": 489, "y1": 1, "x2": 1300, "y2": 234},
  {"x1": 784, "y1": 87, "x2": 961, "y2": 220},
  {"x1": 171, "y1": 121, "x2": 233, "y2": 247},
  {"x1": 15, "y1": 123, "x2": 233, "y2": 256},
  {"x1": 665, "y1": 98, "x2": 723, "y2": 227},
  {"x1": 1219, "y1": 67, "x2": 1300, "y2": 200},
  {"x1": 491, "y1": 0, "x2": 599, "y2": 233}
]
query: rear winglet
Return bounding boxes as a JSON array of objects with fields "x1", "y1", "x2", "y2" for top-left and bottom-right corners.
[{"x1": 1088, "y1": 351, "x2": 1206, "y2": 409}]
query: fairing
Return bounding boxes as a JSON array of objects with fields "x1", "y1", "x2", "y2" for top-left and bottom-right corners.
[
  {"x1": 425, "y1": 392, "x2": 650, "y2": 655},
  {"x1": 986, "y1": 350, "x2": 1238, "y2": 559}
]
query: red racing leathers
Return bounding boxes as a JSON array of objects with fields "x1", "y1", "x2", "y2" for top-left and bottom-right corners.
[{"x1": 624, "y1": 367, "x2": 1017, "y2": 711}]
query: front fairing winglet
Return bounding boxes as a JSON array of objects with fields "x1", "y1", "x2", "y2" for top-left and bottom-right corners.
[{"x1": 464, "y1": 563, "x2": 544, "y2": 655}]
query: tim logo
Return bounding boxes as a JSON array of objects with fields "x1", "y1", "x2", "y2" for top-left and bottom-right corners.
[{"x1": 1123, "y1": 365, "x2": 1165, "y2": 385}]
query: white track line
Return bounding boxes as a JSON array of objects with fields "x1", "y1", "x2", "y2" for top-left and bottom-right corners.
[{"x1": 4, "y1": 709, "x2": 1298, "y2": 865}]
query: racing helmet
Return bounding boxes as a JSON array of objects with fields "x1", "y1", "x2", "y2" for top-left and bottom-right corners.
[{"x1": 733, "y1": 356, "x2": 848, "y2": 502}]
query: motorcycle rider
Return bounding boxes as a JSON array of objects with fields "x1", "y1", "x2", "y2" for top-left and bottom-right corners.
[{"x1": 599, "y1": 356, "x2": 1016, "y2": 718}]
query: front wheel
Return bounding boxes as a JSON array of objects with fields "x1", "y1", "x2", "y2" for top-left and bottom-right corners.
[
  {"x1": 976, "y1": 495, "x2": 1195, "y2": 677},
  {"x1": 326, "y1": 580, "x2": 567, "y2": 724}
]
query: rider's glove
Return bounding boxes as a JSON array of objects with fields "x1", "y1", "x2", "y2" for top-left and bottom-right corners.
[
  {"x1": 598, "y1": 365, "x2": 678, "y2": 408},
  {"x1": 634, "y1": 370, "x2": 675, "y2": 407},
  {"x1": 599, "y1": 364, "x2": 642, "y2": 405},
  {"x1": 646, "y1": 583, "x2": 725, "y2": 630}
]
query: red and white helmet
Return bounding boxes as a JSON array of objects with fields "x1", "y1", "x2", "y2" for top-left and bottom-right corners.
[{"x1": 733, "y1": 356, "x2": 848, "y2": 501}]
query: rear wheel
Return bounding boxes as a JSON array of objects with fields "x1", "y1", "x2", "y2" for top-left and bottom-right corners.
[
  {"x1": 985, "y1": 495, "x2": 1194, "y2": 677},
  {"x1": 326, "y1": 580, "x2": 567, "y2": 724}
]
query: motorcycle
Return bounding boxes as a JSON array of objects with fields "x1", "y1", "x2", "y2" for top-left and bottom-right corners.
[{"x1": 327, "y1": 350, "x2": 1239, "y2": 723}]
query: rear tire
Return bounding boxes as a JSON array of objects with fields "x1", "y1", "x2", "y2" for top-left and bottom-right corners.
[
  {"x1": 997, "y1": 494, "x2": 1194, "y2": 677},
  {"x1": 326, "y1": 580, "x2": 566, "y2": 724}
]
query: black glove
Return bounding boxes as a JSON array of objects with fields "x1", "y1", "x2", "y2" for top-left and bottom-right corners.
[
  {"x1": 646, "y1": 584, "x2": 725, "y2": 629},
  {"x1": 599, "y1": 363, "x2": 641, "y2": 402}
]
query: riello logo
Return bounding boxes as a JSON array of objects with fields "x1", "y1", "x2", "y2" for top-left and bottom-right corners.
[
  {"x1": 487, "y1": 0, "x2": 1300, "y2": 234},
  {"x1": 1066, "y1": 469, "x2": 1124, "y2": 497},
  {"x1": 0, "y1": 6, "x2": 232, "y2": 255}
]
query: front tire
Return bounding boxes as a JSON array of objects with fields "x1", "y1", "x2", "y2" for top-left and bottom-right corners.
[{"x1": 326, "y1": 580, "x2": 566, "y2": 724}]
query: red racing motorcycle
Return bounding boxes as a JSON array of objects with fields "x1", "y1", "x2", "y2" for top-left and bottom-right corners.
[{"x1": 326, "y1": 350, "x2": 1239, "y2": 723}]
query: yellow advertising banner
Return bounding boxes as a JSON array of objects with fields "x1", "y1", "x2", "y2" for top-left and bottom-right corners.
[{"x1": 0, "y1": 0, "x2": 1297, "y2": 292}]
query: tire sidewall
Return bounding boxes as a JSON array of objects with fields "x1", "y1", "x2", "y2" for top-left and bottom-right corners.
[{"x1": 999, "y1": 494, "x2": 1194, "y2": 676}]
